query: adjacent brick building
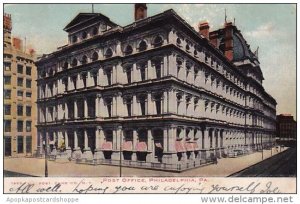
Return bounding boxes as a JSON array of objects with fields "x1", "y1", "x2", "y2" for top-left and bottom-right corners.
[
  {"x1": 276, "y1": 114, "x2": 296, "y2": 141},
  {"x1": 4, "y1": 13, "x2": 37, "y2": 157}
]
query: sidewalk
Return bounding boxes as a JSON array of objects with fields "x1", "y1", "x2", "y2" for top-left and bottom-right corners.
[{"x1": 4, "y1": 147, "x2": 288, "y2": 177}]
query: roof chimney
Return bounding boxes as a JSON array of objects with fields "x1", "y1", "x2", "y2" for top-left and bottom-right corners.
[
  {"x1": 3, "y1": 13, "x2": 12, "y2": 31},
  {"x1": 224, "y1": 22, "x2": 234, "y2": 61},
  {"x1": 13, "y1": 37, "x2": 23, "y2": 51},
  {"x1": 134, "y1": 3, "x2": 147, "y2": 21},
  {"x1": 198, "y1": 22, "x2": 210, "y2": 39}
]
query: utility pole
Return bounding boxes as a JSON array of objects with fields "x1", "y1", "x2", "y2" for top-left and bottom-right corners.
[
  {"x1": 45, "y1": 132, "x2": 48, "y2": 177},
  {"x1": 261, "y1": 133, "x2": 263, "y2": 160}
]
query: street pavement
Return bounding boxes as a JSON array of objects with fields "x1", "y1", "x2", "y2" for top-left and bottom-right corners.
[
  {"x1": 4, "y1": 147, "x2": 288, "y2": 177},
  {"x1": 229, "y1": 147, "x2": 296, "y2": 177}
]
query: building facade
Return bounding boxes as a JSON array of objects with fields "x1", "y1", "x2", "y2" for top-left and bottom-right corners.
[
  {"x1": 4, "y1": 13, "x2": 37, "y2": 157},
  {"x1": 276, "y1": 114, "x2": 296, "y2": 141},
  {"x1": 36, "y1": 5, "x2": 276, "y2": 170}
]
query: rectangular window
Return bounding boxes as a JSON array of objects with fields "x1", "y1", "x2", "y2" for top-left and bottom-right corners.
[
  {"x1": 4, "y1": 105, "x2": 11, "y2": 115},
  {"x1": 17, "y1": 120, "x2": 23, "y2": 132},
  {"x1": 17, "y1": 77, "x2": 23, "y2": 86},
  {"x1": 26, "y1": 92, "x2": 32, "y2": 98},
  {"x1": 26, "y1": 66, "x2": 32, "y2": 75},
  {"x1": 17, "y1": 105, "x2": 23, "y2": 116},
  {"x1": 26, "y1": 106, "x2": 32, "y2": 116},
  {"x1": 4, "y1": 120, "x2": 11, "y2": 132},
  {"x1": 4, "y1": 62, "x2": 11, "y2": 71},
  {"x1": 26, "y1": 121, "x2": 32, "y2": 132},
  {"x1": 26, "y1": 79, "x2": 31, "y2": 88},
  {"x1": 17, "y1": 90, "x2": 23, "y2": 97},
  {"x1": 4, "y1": 76, "x2": 11, "y2": 85},
  {"x1": 4, "y1": 89, "x2": 11, "y2": 99},
  {"x1": 140, "y1": 68, "x2": 146, "y2": 81},
  {"x1": 17, "y1": 136, "x2": 24, "y2": 153},
  {"x1": 26, "y1": 136, "x2": 32, "y2": 153},
  {"x1": 140, "y1": 101, "x2": 146, "y2": 116},
  {"x1": 17, "y1": 64, "x2": 23, "y2": 74}
]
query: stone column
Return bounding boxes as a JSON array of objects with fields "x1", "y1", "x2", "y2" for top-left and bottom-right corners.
[
  {"x1": 83, "y1": 129, "x2": 93, "y2": 160},
  {"x1": 111, "y1": 128, "x2": 122, "y2": 161},
  {"x1": 147, "y1": 60, "x2": 154, "y2": 80},
  {"x1": 168, "y1": 89, "x2": 177, "y2": 114},
  {"x1": 132, "y1": 130, "x2": 138, "y2": 161},
  {"x1": 147, "y1": 92, "x2": 154, "y2": 115},
  {"x1": 84, "y1": 98, "x2": 88, "y2": 118},
  {"x1": 163, "y1": 55, "x2": 168, "y2": 77},
  {"x1": 132, "y1": 95, "x2": 138, "y2": 116},
  {"x1": 147, "y1": 129, "x2": 154, "y2": 163},
  {"x1": 168, "y1": 53, "x2": 177, "y2": 77},
  {"x1": 72, "y1": 130, "x2": 82, "y2": 159},
  {"x1": 163, "y1": 91, "x2": 168, "y2": 114},
  {"x1": 64, "y1": 131, "x2": 72, "y2": 158},
  {"x1": 94, "y1": 127, "x2": 104, "y2": 160},
  {"x1": 74, "y1": 100, "x2": 78, "y2": 119},
  {"x1": 99, "y1": 68, "x2": 106, "y2": 86},
  {"x1": 98, "y1": 96, "x2": 105, "y2": 118}
]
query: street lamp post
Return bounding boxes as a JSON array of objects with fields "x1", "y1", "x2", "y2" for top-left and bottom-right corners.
[
  {"x1": 261, "y1": 133, "x2": 263, "y2": 160},
  {"x1": 45, "y1": 133, "x2": 48, "y2": 177}
]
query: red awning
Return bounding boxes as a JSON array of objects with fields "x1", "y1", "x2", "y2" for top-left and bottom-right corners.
[
  {"x1": 185, "y1": 142, "x2": 194, "y2": 151},
  {"x1": 175, "y1": 141, "x2": 185, "y2": 152},
  {"x1": 136, "y1": 142, "x2": 147, "y2": 152},
  {"x1": 122, "y1": 141, "x2": 133, "y2": 151},
  {"x1": 155, "y1": 143, "x2": 163, "y2": 149},
  {"x1": 101, "y1": 141, "x2": 113, "y2": 151}
]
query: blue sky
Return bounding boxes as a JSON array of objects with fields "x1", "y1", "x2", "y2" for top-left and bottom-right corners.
[{"x1": 4, "y1": 4, "x2": 296, "y2": 118}]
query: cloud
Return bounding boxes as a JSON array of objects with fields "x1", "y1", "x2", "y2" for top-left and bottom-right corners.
[{"x1": 244, "y1": 22, "x2": 276, "y2": 38}]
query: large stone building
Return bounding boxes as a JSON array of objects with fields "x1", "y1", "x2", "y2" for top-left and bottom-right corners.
[
  {"x1": 36, "y1": 4, "x2": 276, "y2": 170},
  {"x1": 276, "y1": 114, "x2": 296, "y2": 142},
  {"x1": 4, "y1": 13, "x2": 37, "y2": 157}
]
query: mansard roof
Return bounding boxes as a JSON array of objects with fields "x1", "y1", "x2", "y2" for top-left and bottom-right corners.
[{"x1": 64, "y1": 13, "x2": 118, "y2": 32}]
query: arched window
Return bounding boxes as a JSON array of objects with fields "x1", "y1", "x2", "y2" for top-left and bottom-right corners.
[
  {"x1": 194, "y1": 49, "x2": 198, "y2": 56},
  {"x1": 186, "y1": 44, "x2": 190, "y2": 52},
  {"x1": 104, "y1": 48, "x2": 113, "y2": 58},
  {"x1": 153, "y1": 35, "x2": 163, "y2": 47},
  {"x1": 91, "y1": 52, "x2": 98, "y2": 62},
  {"x1": 81, "y1": 55, "x2": 88, "y2": 64},
  {"x1": 82, "y1": 31, "x2": 87, "y2": 40},
  {"x1": 71, "y1": 58, "x2": 78, "y2": 67},
  {"x1": 124, "y1": 45, "x2": 133, "y2": 55},
  {"x1": 72, "y1": 35, "x2": 77, "y2": 43},
  {"x1": 41, "y1": 70, "x2": 46, "y2": 78},
  {"x1": 92, "y1": 27, "x2": 98, "y2": 36},
  {"x1": 63, "y1": 61, "x2": 68, "y2": 70},
  {"x1": 48, "y1": 69, "x2": 53, "y2": 77},
  {"x1": 176, "y1": 38, "x2": 182, "y2": 45},
  {"x1": 138, "y1": 40, "x2": 147, "y2": 51}
]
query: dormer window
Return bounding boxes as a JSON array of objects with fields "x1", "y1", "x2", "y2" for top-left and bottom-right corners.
[
  {"x1": 124, "y1": 45, "x2": 133, "y2": 55},
  {"x1": 153, "y1": 35, "x2": 163, "y2": 47},
  {"x1": 138, "y1": 40, "x2": 147, "y2": 51},
  {"x1": 72, "y1": 35, "x2": 77, "y2": 43},
  {"x1": 82, "y1": 31, "x2": 87, "y2": 40},
  {"x1": 104, "y1": 48, "x2": 113, "y2": 58}
]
